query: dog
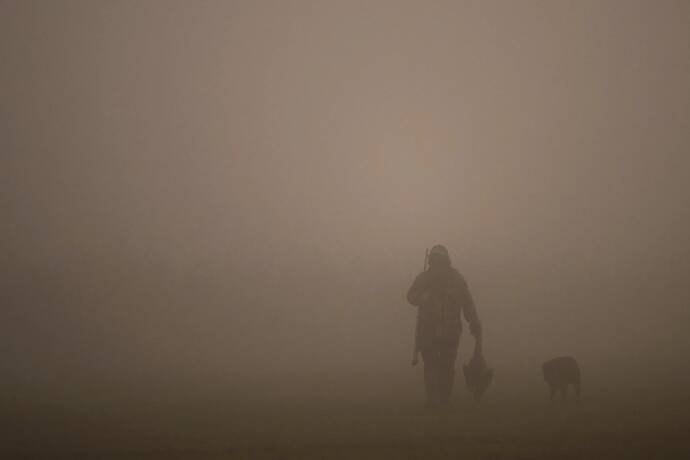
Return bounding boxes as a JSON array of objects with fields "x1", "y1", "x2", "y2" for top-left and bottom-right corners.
[{"x1": 542, "y1": 356, "x2": 581, "y2": 403}]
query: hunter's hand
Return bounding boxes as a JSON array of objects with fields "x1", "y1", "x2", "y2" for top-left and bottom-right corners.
[
  {"x1": 420, "y1": 291, "x2": 432, "y2": 304},
  {"x1": 470, "y1": 320, "x2": 482, "y2": 338}
]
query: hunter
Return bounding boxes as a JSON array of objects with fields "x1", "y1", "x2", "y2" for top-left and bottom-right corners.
[{"x1": 407, "y1": 244, "x2": 482, "y2": 409}]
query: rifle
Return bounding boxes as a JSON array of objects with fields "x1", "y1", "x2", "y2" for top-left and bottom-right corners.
[{"x1": 411, "y1": 248, "x2": 429, "y2": 366}]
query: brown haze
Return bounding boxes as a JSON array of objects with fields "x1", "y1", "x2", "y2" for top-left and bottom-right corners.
[{"x1": 2, "y1": 1, "x2": 689, "y2": 458}]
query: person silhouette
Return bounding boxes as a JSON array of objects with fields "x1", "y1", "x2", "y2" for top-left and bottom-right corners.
[{"x1": 407, "y1": 245, "x2": 482, "y2": 409}]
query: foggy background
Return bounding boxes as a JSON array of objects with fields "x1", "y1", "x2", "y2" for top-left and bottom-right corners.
[{"x1": 2, "y1": 0, "x2": 689, "y2": 438}]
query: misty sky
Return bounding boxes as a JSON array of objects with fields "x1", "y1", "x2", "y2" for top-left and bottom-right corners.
[{"x1": 2, "y1": 1, "x2": 689, "y2": 402}]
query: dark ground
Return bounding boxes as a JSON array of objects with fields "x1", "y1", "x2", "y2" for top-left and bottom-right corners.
[{"x1": 4, "y1": 385, "x2": 690, "y2": 459}]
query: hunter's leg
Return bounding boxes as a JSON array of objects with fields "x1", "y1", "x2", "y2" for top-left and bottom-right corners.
[
  {"x1": 421, "y1": 349, "x2": 440, "y2": 408},
  {"x1": 438, "y1": 340, "x2": 459, "y2": 406}
]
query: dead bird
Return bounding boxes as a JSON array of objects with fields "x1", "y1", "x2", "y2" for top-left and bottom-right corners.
[{"x1": 462, "y1": 336, "x2": 493, "y2": 400}]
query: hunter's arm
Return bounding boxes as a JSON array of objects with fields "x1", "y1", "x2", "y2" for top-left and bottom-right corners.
[
  {"x1": 456, "y1": 273, "x2": 482, "y2": 337},
  {"x1": 406, "y1": 272, "x2": 428, "y2": 306}
]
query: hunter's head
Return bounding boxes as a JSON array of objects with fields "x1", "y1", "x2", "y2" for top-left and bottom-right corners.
[{"x1": 428, "y1": 244, "x2": 451, "y2": 269}]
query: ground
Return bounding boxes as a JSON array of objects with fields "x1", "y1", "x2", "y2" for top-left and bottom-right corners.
[{"x1": 5, "y1": 389, "x2": 689, "y2": 459}]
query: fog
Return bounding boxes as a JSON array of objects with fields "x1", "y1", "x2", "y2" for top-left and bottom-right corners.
[{"x1": 2, "y1": 0, "x2": 689, "y2": 457}]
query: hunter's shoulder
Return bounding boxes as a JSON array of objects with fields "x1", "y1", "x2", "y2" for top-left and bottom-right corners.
[
  {"x1": 413, "y1": 270, "x2": 431, "y2": 282},
  {"x1": 450, "y1": 268, "x2": 469, "y2": 285}
]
